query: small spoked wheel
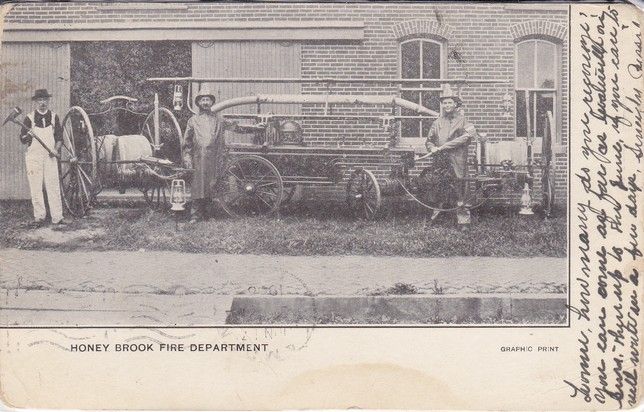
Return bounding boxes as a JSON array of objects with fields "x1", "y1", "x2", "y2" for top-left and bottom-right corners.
[
  {"x1": 140, "y1": 107, "x2": 183, "y2": 164},
  {"x1": 346, "y1": 168, "x2": 381, "y2": 219},
  {"x1": 59, "y1": 106, "x2": 97, "y2": 217},
  {"x1": 218, "y1": 155, "x2": 283, "y2": 217}
]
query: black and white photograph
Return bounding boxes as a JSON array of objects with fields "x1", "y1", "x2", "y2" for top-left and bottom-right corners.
[
  {"x1": 1, "y1": 2, "x2": 570, "y2": 327},
  {"x1": 1, "y1": 2, "x2": 643, "y2": 411}
]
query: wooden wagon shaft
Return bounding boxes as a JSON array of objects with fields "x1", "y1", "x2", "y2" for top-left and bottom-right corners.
[
  {"x1": 211, "y1": 94, "x2": 439, "y2": 117},
  {"x1": 147, "y1": 76, "x2": 508, "y2": 84}
]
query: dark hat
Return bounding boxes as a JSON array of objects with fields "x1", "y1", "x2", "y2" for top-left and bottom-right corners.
[
  {"x1": 194, "y1": 85, "x2": 216, "y2": 104},
  {"x1": 32, "y1": 89, "x2": 53, "y2": 100},
  {"x1": 438, "y1": 84, "x2": 462, "y2": 106}
]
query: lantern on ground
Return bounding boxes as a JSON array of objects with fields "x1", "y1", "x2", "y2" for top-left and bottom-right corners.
[
  {"x1": 170, "y1": 179, "x2": 186, "y2": 212},
  {"x1": 519, "y1": 183, "x2": 534, "y2": 215}
]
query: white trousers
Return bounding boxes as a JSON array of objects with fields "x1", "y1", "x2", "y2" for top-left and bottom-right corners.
[{"x1": 25, "y1": 140, "x2": 63, "y2": 223}]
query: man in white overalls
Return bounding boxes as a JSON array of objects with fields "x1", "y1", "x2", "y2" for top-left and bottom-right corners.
[{"x1": 19, "y1": 89, "x2": 66, "y2": 226}]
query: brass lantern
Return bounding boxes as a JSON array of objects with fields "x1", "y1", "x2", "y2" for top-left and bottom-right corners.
[{"x1": 279, "y1": 120, "x2": 303, "y2": 145}]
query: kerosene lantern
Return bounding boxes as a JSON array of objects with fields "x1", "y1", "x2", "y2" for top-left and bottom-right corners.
[
  {"x1": 170, "y1": 179, "x2": 186, "y2": 211},
  {"x1": 173, "y1": 85, "x2": 184, "y2": 111},
  {"x1": 519, "y1": 183, "x2": 534, "y2": 215},
  {"x1": 170, "y1": 179, "x2": 186, "y2": 229}
]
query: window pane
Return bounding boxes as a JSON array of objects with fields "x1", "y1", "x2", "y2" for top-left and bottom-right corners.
[
  {"x1": 420, "y1": 91, "x2": 440, "y2": 137},
  {"x1": 401, "y1": 41, "x2": 420, "y2": 79},
  {"x1": 401, "y1": 90, "x2": 421, "y2": 137},
  {"x1": 422, "y1": 41, "x2": 441, "y2": 79},
  {"x1": 401, "y1": 119, "x2": 421, "y2": 138},
  {"x1": 536, "y1": 41, "x2": 556, "y2": 88},
  {"x1": 516, "y1": 41, "x2": 535, "y2": 88},
  {"x1": 535, "y1": 92, "x2": 554, "y2": 138},
  {"x1": 401, "y1": 90, "x2": 420, "y2": 110}
]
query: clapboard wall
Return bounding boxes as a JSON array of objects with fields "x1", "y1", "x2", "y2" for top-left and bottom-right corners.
[{"x1": 0, "y1": 43, "x2": 70, "y2": 199}]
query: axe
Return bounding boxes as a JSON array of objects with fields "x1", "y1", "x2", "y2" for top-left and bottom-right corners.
[{"x1": 3, "y1": 107, "x2": 61, "y2": 159}]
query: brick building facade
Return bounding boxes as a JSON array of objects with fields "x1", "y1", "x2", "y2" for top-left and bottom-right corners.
[{"x1": 1, "y1": 2, "x2": 568, "y2": 207}]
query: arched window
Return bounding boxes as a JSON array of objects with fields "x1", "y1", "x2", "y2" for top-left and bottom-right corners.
[
  {"x1": 515, "y1": 39, "x2": 559, "y2": 139},
  {"x1": 399, "y1": 38, "x2": 444, "y2": 141}
]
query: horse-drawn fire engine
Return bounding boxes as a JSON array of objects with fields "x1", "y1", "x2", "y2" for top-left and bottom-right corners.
[{"x1": 3, "y1": 77, "x2": 556, "y2": 219}]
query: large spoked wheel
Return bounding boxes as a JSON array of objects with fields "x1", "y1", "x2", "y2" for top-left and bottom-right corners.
[
  {"x1": 59, "y1": 106, "x2": 97, "y2": 217},
  {"x1": 346, "y1": 168, "x2": 381, "y2": 220},
  {"x1": 140, "y1": 107, "x2": 183, "y2": 164},
  {"x1": 218, "y1": 155, "x2": 284, "y2": 217}
]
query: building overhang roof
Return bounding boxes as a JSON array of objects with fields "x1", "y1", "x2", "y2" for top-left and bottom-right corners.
[{"x1": 1, "y1": 21, "x2": 365, "y2": 42}]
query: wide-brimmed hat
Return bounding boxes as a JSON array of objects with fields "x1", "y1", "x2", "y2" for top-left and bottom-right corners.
[
  {"x1": 32, "y1": 89, "x2": 53, "y2": 100},
  {"x1": 438, "y1": 84, "x2": 462, "y2": 106},
  {"x1": 194, "y1": 85, "x2": 216, "y2": 104}
]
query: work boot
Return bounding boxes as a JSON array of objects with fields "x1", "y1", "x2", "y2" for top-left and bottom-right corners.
[{"x1": 26, "y1": 220, "x2": 46, "y2": 229}]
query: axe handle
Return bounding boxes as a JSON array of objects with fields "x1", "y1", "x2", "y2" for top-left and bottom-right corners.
[
  {"x1": 12, "y1": 119, "x2": 61, "y2": 159},
  {"x1": 3, "y1": 116, "x2": 61, "y2": 159},
  {"x1": 25, "y1": 129, "x2": 61, "y2": 159}
]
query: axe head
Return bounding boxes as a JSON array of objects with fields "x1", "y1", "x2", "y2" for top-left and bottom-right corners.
[{"x1": 2, "y1": 107, "x2": 23, "y2": 126}]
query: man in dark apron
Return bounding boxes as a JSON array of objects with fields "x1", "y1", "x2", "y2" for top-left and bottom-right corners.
[{"x1": 182, "y1": 86, "x2": 263, "y2": 222}]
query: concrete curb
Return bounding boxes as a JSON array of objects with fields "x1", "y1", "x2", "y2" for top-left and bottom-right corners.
[{"x1": 226, "y1": 294, "x2": 568, "y2": 325}]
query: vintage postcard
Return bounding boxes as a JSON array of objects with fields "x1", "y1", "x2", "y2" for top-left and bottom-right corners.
[{"x1": 0, "y1": 1, "x2": 641, "y2": 410}]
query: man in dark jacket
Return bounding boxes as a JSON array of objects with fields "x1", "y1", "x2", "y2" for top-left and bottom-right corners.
[
  {"x1": 183, "y1": 86, "x2": 263, "y2": 222},
  {"x1": 425, "y1": 85, "x2": 477, "y2": 225}
]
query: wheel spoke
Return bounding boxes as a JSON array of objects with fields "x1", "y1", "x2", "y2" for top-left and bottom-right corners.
[
  {"x1": 236, "y1": 163, "x2": 246, "y2": 180},
  {"x1": 256, "y1": 181, "x2": 277, "y2": 189},
  {"x1": 228, "y1": 193, "x2": 245, "y2": 206},
  {"x1": 60, "y1": 167, "x2": 72, "y2": 182},
  {"x1": 256, "y1": 189, "x2": 278, "y2": 198},
  {"x1": 364, "y1": 201, "x2": 374, "y2": 215},
  {"x1": 227, "y1": 170, "x2": 244, "y2": 183},
  {"x1": 255, "y1": 193, "x2": 273, "y2": 209}
]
